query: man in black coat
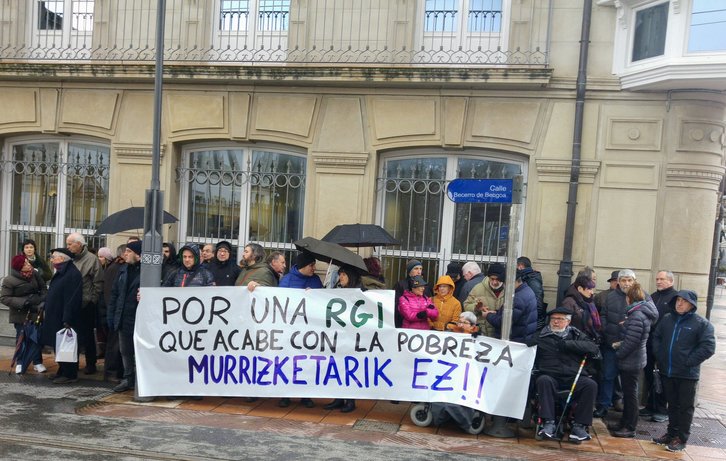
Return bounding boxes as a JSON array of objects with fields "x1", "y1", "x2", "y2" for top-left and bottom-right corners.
[
  {"x1": 652, "y1": 290, "x2": 715, "y2": 452},
  {"x1": 641, "y1": 270, "x2": 678, "y2": 422},
  {"x1": 108, "y1": 240, "x2": 142, "y2": 393},
  {"x1": 208, "y1": 240, "x2": 241, "y2": 286},
  {"x1": 41, "y1": 248, "x2": 83, "y2": 384},
  {"x1": 529, "y1": 306, "x2": 600, "y2": 443}
]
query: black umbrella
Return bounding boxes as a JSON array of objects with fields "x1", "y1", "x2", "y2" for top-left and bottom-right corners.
[
  {"x1": 94, "y1": 206, "x2": 178, "y2": 235},
  {"x1": 322, "y1": 223, "x2": 400, "y2": 247},
  {"x1": 293, "y1": 237, "x2": 368, "y2": 274},
  {"x1": 11, "y1": 317, "x2": 42, "y2": 375}
]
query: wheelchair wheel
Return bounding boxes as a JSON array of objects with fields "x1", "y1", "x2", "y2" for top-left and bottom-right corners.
[
  {"x1": 409, "y1": 403, "x2": 433, "y2": 427},
  {"x1": 467, "y1": 411, "x2": 486, "y2": 435}
]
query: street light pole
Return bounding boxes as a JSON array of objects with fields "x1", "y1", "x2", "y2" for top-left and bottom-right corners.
[
  {"x1": 141, "y1": 0, "x2": 166, "y2": 290},
  {"x1": 137, "y1": 0, "x2": 166, "y2": 403}
]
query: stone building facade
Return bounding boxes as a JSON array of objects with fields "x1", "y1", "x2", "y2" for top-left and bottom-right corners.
[{"x1": 0, "y1": 1, "x2": 724, "y2": 342}]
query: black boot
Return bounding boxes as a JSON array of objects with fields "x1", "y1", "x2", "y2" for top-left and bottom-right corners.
[
  {"x1": 324, "y1": 399, "x2": 344, "y2": 410},
  {"x1": 340, "y1": 400, "x2": 356, "y2": 413}
]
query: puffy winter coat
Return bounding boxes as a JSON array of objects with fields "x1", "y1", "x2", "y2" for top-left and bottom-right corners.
[
  {"x1": 601, "y1": 288, "x2": 628, "y2": 346},
  {"x1": 1, "y1": 269, "x2": 47, "y2": 324},
  {"x1": 40, "y1": 261, "x2": 83, "y2": 348},
  {"x1": 615, "y1": 300, "x2": 658, "y2": 372},
  {"x1": 653, "y1": 308, "x2": 715, "y2": 380},
  {"x1": 399, "y1": 290, "x2": 438, "y2": 330},
  {"x1": 279, "y1": 265, "x2": 323, "y2": 289},
  {"x1": 519, "y1": 267, "x2": 546, "y2": 328},
  {"x1": 464, "y1": 276, "x2": 505, "y2": 337},
  {"x1": 429, "y1": 275, "x2": 462, "y2": 331},
  {"x1": 164, "y1": 245, "x2": 215, "y2": 287},
  {"x1": 486, "y1": 282, "x2": 537, "y2": 344},
  {"x1": 108, "y1": 262, "x2": 141, "y2": 332},
  {"x1": 394, "y1": 276, "x2": 433, "y2": 328}
]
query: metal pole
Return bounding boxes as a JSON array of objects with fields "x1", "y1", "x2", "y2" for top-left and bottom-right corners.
[
  {"x1": 500, "y1": 176, "x2": 523, "y2": 341},
  {"x1": 136, "y1": 0, "x2": 166, "y2": 402},
  {"x1": 556, "y1": 0, "x2": 592, "y2": 306}
]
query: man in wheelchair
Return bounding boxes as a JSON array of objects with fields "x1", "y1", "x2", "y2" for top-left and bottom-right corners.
[{"x1": 528, "y1": 306, "x2": 601, "y2": 443}]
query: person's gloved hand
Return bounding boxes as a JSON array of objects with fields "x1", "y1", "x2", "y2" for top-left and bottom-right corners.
[
  {"x1": 416, "y1": 310, "x2": 427, "y2": 319},
  {"x1": 427, "y1": 304, "x2": 435, "y2": 310}
]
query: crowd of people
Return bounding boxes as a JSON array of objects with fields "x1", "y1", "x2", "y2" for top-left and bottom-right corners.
[{"x1": 1, "y1": 240, "x2": 717, "y2": 453}]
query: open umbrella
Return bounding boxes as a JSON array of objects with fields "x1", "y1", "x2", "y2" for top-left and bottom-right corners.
[
  {"x1": 293, "y1": 237, "x2": 368, "y2": 274},
  {"x1": 94, "y1": 206, "x2": 178, "y2": 235},
  {"x1": 322, "y1": 224, "x2": 400, "y2": 248}
]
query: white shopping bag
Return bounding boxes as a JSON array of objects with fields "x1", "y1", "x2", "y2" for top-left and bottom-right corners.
[{"x1": 55, "y1": 328, "x2": 78, "y2": 363}]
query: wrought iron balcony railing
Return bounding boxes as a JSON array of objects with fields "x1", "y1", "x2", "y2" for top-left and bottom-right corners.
[{"x1": 0, "y1": 0, "x2": 550, "y2": 66}]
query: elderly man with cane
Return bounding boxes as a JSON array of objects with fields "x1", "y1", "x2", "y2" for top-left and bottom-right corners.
[{"x1": 528, "y1": 306, "x2": 600, "y2": 443}]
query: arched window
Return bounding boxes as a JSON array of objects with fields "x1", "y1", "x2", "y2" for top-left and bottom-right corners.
[
  {"x1": 176, "y1": 144, "x2": 306, "y2": 258},
  {"x1": 1, "y1": 137, "x2": 110, "y2": 275},
  {"x1": 376, "y1": 150, "x2": 525, "y2": 282}
]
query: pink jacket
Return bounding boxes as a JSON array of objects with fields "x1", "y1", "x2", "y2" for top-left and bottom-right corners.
[{"x1": 399, "y1": 290, "x2": 438, "y2": 330}]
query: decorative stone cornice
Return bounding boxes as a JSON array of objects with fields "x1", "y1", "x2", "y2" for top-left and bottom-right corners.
[
  {"x1": 535, "y1": 159, "x2": 601, "y2": 184},
  {"x1": 114, "y1": 144, "x2": 166, "y2": 162},
  {"x1": 666, "y1": 164, "x2": 724, "y2": 191},
  {"x1": 311, "y1": 152, "x2": 369, "y2": 175}
]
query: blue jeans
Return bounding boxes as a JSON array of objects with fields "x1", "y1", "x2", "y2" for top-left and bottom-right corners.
[{"x1": 596, "y1": 345, "x2": 619, "y2": 408}]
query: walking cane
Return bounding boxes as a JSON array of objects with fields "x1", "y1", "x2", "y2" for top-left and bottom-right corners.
[{"x1": 554, "y1": 355, "x2": 588, "y2": 438}]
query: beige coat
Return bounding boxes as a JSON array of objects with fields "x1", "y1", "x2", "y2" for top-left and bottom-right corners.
[{"x1": 463, "y1": 276, "x2": 505, "y2": 337}]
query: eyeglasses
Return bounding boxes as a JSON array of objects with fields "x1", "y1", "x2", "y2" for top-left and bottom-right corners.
[
  {"x1": 217, "y1": 249, "x2": 229, "y2": 253},
  {"x1": 550, "y1": 316, "x2": 569, "y2": 322}
]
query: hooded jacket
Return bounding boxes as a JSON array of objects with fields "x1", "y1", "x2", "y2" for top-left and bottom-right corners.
[
  {"x1": 464, "y1": 276, "x2": 505, "y2": 337},
  {"x1": 163, "y1": 245, "x2": 215, "y2": 287},
  {"x1": 398, "y1": 289, "x2": 438, "y2": 330},
  {"x1": 652, "y1": 303, "x2": 715, "y2": 380},
  {"x1": 429, "y1": 275, "x2": 462, "y2": 331},
  {"x1": 209, "y1": 251, "x2": 242, "y2": 287},
  {"x1": 615, "y1": 299, "x2": 659, "y2": 371},
  {"x1": 486, "y1": 282, "x2": 538, "y2": 344},
  {"x1": 279, "y1": 265, "x2": 323, "y2": 289},
  {"x1": 161, "y1": 243, "x2": 180, "y2": 285}
]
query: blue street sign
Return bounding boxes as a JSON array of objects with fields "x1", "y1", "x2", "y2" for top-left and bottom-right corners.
[{"x1": 446, "y1": 179, "x2": 514, "y2": 203}]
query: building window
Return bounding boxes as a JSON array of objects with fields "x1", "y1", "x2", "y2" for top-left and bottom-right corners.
[
  {"x1": 376, "y1": 151, "x2": 523, "y2": 282},
  {"x1": 33, "y1": 0, "x2": 94, "y2": 54},
  {"x1": 688, "y1": 0, "x2": 726, "y2": 52},
  {"x1": 424, "y1": 0, "x2": 502, "y2": 33},
  {"x1": 632, "y1": 2, "x2": 668, "y2": 62},
  {"x1": 1, "y1": 138, "x2": 109, "y2": 276},
  {"x1": 176, "y1": 145, "x2": 306, "y2": 255},
  {"x1": 217, "y1": 0, "x2": 289, "y2": 57}
]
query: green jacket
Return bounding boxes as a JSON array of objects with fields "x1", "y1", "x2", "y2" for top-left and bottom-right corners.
[
  {"x1": 463, "y1": 276, "x2": 505, "y2": 338},
  {"x1": 235, "y1": 261, "x2": 279, "y2": 287}
]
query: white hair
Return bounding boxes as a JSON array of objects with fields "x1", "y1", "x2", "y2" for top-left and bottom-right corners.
[
  {"x1": 462, "y1": 262, "x2": 481, "y2": 275},
  {"x1": 67, "y1": 232, "x2": 86, "y2": 246},
  {"x1": 618, "y1": 269, "x2": 636, "y2": 280},
  {"x1": 460, "y1": 311, "x2": 477, "y2": 324}
]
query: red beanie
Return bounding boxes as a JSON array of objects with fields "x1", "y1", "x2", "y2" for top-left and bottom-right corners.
[{"x1": 11, "y1": 254, "x2": 27, "y2": 272}]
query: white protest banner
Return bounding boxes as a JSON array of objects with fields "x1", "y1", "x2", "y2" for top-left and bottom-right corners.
[{"x1": 135, "y1": 286, "x2": 536, "y2": 419}]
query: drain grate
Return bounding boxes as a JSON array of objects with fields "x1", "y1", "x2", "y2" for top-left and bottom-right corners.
[{"x1": 352, "y1": 419, "x2": 400, "y2": 434}]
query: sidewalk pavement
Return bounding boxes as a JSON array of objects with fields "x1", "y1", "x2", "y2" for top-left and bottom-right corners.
[{"x1": 3, "y1": 293, "x2": 726, "y2": 461}]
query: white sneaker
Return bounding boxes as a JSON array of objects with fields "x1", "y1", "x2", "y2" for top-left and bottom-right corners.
[
  {"x1": 34, "y1": 364, "x2": 47, "y2": 373},
  {"x1": 15, "y1": 364, "x2": 23, "y2": 374}
]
